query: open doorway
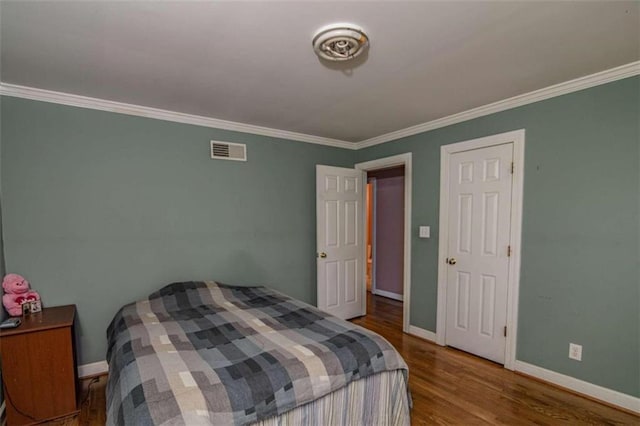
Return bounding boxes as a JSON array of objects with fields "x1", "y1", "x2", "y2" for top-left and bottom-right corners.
[
  {"x1": 356, "y1": 153, "x2": 412, "y2": 333},
  {"x1": 366, "y1": 166, "x2": 405, "y2": 301},
  {"x1": 365, "y1": 166, "x2": 405, "y2": 330}
]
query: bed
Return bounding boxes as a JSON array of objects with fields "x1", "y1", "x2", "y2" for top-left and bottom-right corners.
[{"x1": 106, "y1": 281, "x2": 410, "y2": 425}]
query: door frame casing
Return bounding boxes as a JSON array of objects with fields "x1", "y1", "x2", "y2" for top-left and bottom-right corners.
[
  {"x1": 436, "y1": 130, "x2": 525, "y2": 371},
  {"x1": 367, "y1": 178, "x2": 378, "y2": 295},
  {"x1": 356, "y1": 153, "x2": 412, "y2": 333}
]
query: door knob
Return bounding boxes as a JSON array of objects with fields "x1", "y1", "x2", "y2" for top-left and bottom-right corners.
[
  {"x1": 317, "y1": 252, "x2": 327, "y2": 258},
  {"x1": 447, "y1": 258, "x2": 457, "y2": 265}
]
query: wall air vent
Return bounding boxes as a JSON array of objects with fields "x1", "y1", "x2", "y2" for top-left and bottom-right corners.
[{"x1": 210, "y1": 141, "x2": 247, "y2": 161}]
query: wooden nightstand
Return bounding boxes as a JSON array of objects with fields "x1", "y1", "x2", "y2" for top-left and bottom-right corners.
[{"x1": 0, "y1": 305, "x2": 79, "y2": 425}]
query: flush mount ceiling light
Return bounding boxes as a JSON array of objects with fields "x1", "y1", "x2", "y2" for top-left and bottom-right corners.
[{"x1": 312, "y1": 23, "x2": 369, "y2": 62}]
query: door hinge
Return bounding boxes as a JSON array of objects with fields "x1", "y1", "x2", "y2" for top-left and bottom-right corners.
[
  {"x1": 504, "y1": 326, "x2": 507, "y2": 337},
  {"x1": 507, "y1": 245, "x2": 512, "y2": 257},
  {"x1": 510, "y1": 162, "x2": 514, "y2": 174}
]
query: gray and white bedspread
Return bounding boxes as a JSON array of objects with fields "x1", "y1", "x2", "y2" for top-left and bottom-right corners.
[{"x1": 106, "y1": 281, "x2": 409, "y2": 425}]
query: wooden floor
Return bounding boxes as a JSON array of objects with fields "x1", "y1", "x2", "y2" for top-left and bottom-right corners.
[
  {"x1": 351, "y1": 293, "x2": 639, "y2": 425},
  {"x1": 51, "y1": 293, "x2": 638, "y2": 425}
]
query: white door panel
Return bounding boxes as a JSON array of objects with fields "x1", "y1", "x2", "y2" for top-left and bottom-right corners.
[
  {"x1": 445, "y1": 143, "x2": 513, "y2": 364},
  {"x1": 317, "y1": 165, "x2": 365, "y2": 320}
]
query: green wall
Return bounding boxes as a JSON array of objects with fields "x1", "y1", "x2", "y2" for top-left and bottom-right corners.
[
  {"x1": 355, "y1": 76, "x2": 640, "y2": 397},
  {"x1": 0, "y1": 97, "x2": 355, "y2": 364},
  {"x1": 1, "y1": 76, "x2": 638, "y2": 399}
]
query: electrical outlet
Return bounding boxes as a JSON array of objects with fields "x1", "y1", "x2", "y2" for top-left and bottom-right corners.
[{"x1": 569, "y1": 343, "x2": 582, "y2": 361}]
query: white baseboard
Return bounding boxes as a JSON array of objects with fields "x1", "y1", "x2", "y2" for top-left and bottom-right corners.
[
  {"x1": 408, "y1": 325, "x2": 437, "y2": 343},
  {"x1": 78, "y1": 360, "x2": 109, "y2": 378},
  {"x1": 372, "y1": 289, "x2": 403, "y2": 301},
  {"x1": 514, "y1": 360, "x2": 640, "y2": 414}
]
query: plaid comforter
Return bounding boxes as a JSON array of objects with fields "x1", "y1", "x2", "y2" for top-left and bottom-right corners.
[{"x1": 106, "y1": 281, "x2": 408, "y2": 425}]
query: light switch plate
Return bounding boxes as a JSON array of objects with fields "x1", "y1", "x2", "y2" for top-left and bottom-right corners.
[{"x1": 419, "y1": 226, "x2": 430, "y2": 238}]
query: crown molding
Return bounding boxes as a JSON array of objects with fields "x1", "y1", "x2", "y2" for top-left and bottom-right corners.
[
  {"x1": 0, "y1": 83, "x2": 357, "y2": 150},
  {"x1": 1, "y1": 60, "x2": 638, "y2": 151},
  {"x1": 356, "y1": 61, "x2": 640, "y2": 149}
]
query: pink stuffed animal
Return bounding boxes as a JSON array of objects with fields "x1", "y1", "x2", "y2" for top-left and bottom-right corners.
[{"x1": 2, "y1": 274, "x2": 40, "y2": 317}]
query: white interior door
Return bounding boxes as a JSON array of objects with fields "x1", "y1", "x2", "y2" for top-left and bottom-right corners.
[
  {"x1": 445, "y1": 143, "x2": 514, "y2": 364},
  {"x1": 316, "y1": 165, "x2": 365, "y2": 320}
]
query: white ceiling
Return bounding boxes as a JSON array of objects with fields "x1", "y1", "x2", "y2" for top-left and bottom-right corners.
[{"x1": 1, "y1": 1, "x2": 638, "y2": 143}]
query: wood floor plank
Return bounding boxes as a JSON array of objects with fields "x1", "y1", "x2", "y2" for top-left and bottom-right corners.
[{"x1": 53, "y1": 293, "x2": 638, "y2": 425}]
